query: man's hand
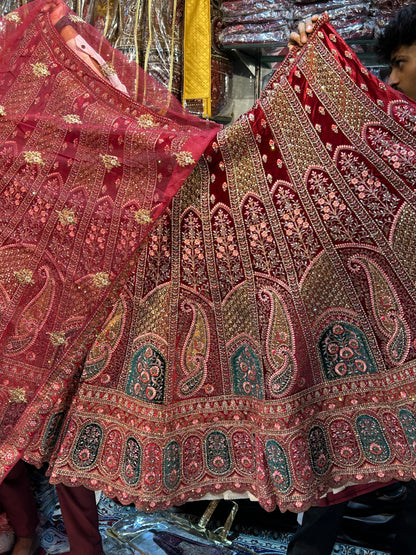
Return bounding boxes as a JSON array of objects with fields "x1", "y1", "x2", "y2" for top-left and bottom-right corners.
[
  {"x1": 288, "y1": 15, "x2": 320, "y2": 50},
  {"x1": 41, "y1": 0, "x2": 69, "y2": 26}
]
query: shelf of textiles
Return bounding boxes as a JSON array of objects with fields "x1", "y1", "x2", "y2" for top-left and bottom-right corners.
[
  {"x1": 218, "y1": 0, "x2": 414, "y2": 48},
  {"x1": 217, "y1": 0, "x2": 414, "y2": 97}
]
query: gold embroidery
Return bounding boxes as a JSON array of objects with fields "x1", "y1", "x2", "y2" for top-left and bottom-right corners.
[
  {"x1": 4, "y1": 12, "x2": 21, "y2": 23},
  {"x1": 9, "y1": 388, "x2": 26, "y2": 403},
  {"x1": 63, "y1": 114, "x2": 82, "y2": 124},
  {"x1": 14, "y1": 269, "x2": 34, "y2": 285},
  {"x1": 136, "y1": 115, "x2": 157, "y2": 128},
  {"x1": 134, "y1": 209, "x2": 152, "y2": 225},
  {"x1": 92, "y1": 272, "x2": 111, "y2": 288},
  {"x1": 100, "y1": 154, "x2": 120, "y2": 171},
  {"x1": 101, "y1": 63, "x2": 116, "y2": 78},
  {"x1": 0, "y1": 106, "x2": 6, "y2": 116},
  {"x1": 69, "y1": 14, "x2": 83, "y2": 22},
  {"x1": 31, "y1": 63, "x2": 50, "y2": 77},
  {"x1": 56, "y1": 208, "x2": 77, "y2": 226},
  {"x1": 24, "y1": 151, "x2": 44, "y2": 165},
  {"x1": 47, "y1": 332, "x2": 67, "y2": 347},
  {"x1": 173, "y1": 151, "x2": 195, "y2": 167}
]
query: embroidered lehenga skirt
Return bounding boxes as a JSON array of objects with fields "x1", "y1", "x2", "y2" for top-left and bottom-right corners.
[{"x1": 1, "y1": 1, "x2": 416, "y2": 513}]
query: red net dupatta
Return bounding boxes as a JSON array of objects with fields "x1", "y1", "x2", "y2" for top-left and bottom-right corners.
[{"x1": 0, "y1": 0, "x2": 219, "y2": 479}]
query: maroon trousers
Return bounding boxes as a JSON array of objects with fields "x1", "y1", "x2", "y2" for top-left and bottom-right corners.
[{"x1": 0, "y1": 460, "x2": 102, "y2": 555}]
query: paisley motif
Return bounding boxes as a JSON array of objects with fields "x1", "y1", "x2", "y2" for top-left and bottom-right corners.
[
  {"x1": 348, "y1": 255, "x2": 410, "y2": 365},
  {"x1": 383, "y1": 411, "x2": 413, "y2": 462},
  {"x1": 6, "y1": 266, "x2": 55, "y2": 356},
  {"x1": 178, "y1": 300, "x2": 210, "y2": 397},
  {"x1": 41, "y1": 411, "x2": 65, "y2": 455},
  {"x1": 259, "y1": 287, "x2": 296, "y2": 396},
  {"x1": 83, "y1": 297, "x2": 126, "y2": 380}
]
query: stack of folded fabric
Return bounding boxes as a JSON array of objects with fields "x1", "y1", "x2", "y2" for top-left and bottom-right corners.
[
  {"x1": 293, "y1": 0, "x2": 375, "y2": 40},
  {"x1": 372, "y1": 0, "x2": 413, "y2": 36},
  {"x1": 218, "y1": 0, "x2": 293, "y2": 46}
]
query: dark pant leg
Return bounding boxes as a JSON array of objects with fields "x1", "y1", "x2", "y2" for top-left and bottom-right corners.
[
  {"x1": 390, "y1": 480, "x2": 416, "y2": 555},
  {"x1": 55, "y1": 484, "x2": 102, "y2": 555},
  {"x1": 0, "y1": 460, "x2": 38, "y2": 537},
  {"x1": 286, "y1": 502, "x2": 347, "y2": 555}
]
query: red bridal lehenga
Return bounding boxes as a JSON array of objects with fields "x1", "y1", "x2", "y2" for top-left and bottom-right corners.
[{"x1": 1, "y1": 1, "x2": 416, "y2": 514}]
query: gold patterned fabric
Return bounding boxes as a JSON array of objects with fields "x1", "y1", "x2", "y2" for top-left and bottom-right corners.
[
  {"x1": 183, "y1": 0, "x2": 212, "y2": 117},
  {"x1": 2, "y1": 7, "x2": 416, "y2": 514}
]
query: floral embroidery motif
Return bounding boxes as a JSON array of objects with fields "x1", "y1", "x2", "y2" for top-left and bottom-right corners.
[
  {"x1": 318, "y1": 322, "x2": 377, "y2": 380},
  {"x1": 367, "y1": 126, "x2": 416, "y2": 182},
  {"x1": 100, "y1": 62, "x2": 116, "y2": 78},
  {"x1": 173, "y1": 151, "x2": 195, "y2": 167},
  {"x1": 100, "y1": 154, "x2": 120, "y2": 171},
  {"x1": 356, "y1": 414, "x2": 390, "y2": 463},
  {"x1": 243, "y1": 196, "x2": 282, "y2": 277},
  {"x1": 8, "y1": 388, "x2": 26, "y2": 403},
  {"x1": 134, "y1": 209, "x2": 152, "y2": 225},
  {"x1": 47, "y1": 331, "x2": 67, "y2": 347},
  {"x1": 136, "y1": 115, "x2": 157, "y2": 128},
  {"x1": 126, "y1": 344, "x2": 166, "y2": 404},
  {"x1": 274, "y1": 184, "x2": 318, "y2": 273},
  {"x1": 24, "y1": 151, "x2": 44, "y2": 165},
  {"x1": 181, "y1": 211, "x2": 209, "y2": 294},
  {"x1": 163, "y1": 441, "x2": 181, "y2": 490},
  {"x1": 265, "y1": 440, "x2": 292, "y2": 492},
  {"x1": 56, "y1": 208, "x2": 77, "y2": 226},
  {"x1": 212, "y1": 207, "x2": 243, "y2": 297},
  {"x1": 31, "y1": 63, "x2": 50, "y2": 77},
  {"x1": 308, "y1": 170, "x2": 367, "y2": 244},
  {"x1": 205, "y1": 431, "x2": 232, "y2": 475},
  {"x1": 123, "y1": 437, "x2": 142, "y2": 485},
  {"x1": 4, "y1": 12, "x2": 21, "y2": 22},
  {"x1": 309, "y1": 426, "x2": 331, "y2": 475},
  {"x1": 73, "y1": 423, "x2": 103, "y2": 468},
  {"x1": 0, "y1": 106, "x2": 5, "y2": 116},
  {"x1": 230, "y1": 342, "x2": 263, "y2": 399},
  {"x1": 63, "y1": 114, "x2": 82, "y2": 124},
  {"x1": 14, "y1": 269, "x2": 34, "y2": 285},
  {"x1": 337, "y1": 150, "x2": 400, "y2": 234},
  {"x1": 92, "y1": 272, "x2": 110, "y2": 288}
]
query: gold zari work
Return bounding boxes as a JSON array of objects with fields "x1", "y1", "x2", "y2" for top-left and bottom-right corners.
[{"x1": 1, "y1": 7, "x2": 416, "y2": 514}]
